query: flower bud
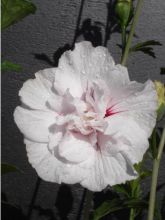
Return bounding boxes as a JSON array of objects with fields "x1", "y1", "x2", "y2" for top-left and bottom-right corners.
[
  {"x1": 115, "y1": 0, "x2": 132, "y2": 28},
  {"x1": 154, "y1": 81, "x2": 165, "y2": 120}
]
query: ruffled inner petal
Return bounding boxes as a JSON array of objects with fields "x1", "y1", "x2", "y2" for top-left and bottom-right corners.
[{"x1": 58, "y1": 131, "x2": 95, "y2": 163}]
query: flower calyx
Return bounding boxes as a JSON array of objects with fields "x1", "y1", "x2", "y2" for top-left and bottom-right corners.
[{"x1": 115, "y1": 0, "x2": 133, "y2": 29}]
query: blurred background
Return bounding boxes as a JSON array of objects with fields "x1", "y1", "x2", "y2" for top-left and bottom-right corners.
[{"x1": 1, "y1": 0, "x2": 165, "y2": 219}]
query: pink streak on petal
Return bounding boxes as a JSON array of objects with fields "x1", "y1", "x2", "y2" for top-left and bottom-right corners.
[{"x1": 104, "y1": 108, "x2": 122, "y2": 118}]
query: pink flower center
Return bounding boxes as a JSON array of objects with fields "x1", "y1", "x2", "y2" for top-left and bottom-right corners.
[
  {"x1": 104, "y1": 108, "x2": 117, "y2": 117},
  {"x1": 104, "y1": 105, "x2": 122, "y2": 118}
]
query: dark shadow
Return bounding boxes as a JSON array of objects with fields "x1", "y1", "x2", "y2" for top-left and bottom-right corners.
[
  {"x1": 33, "y1": 53, "x2": 54, "y2": 66},
  {"x1": 104, "y1": 0, "x2": 120, "y2": 46},
  {"x1": 76, "y1": 18, "x2": 103, "y2": 47},
  {"x1": 76, "y1": 188, "x2": 89, "y2": 220},
  {"x1": 33, "y1": 0, "x2": 121, "y2": 67},
  {"x1": 144, "y1": 182, "x2": 165, "y2": 201},
  {"x1": 34, "y1": 0, "x2": 121, "y2": 66},
  {"x1": 93, "y1": 190, "x2": 129, "y2": 220},
  {"x1": 72, "y1": 0, "x2": 86, "y2": 48},
  {"x1": 2, "y1": 202, "x2": 27, "y2": 220},
  {"x1": 52, "y1": 44, "x2": 71, "y2": 66},
  {"x1": 34, "y1": 17, "x2": 104, "y2": 66},
  {"x1": 33, "y1": 44, "x2": 71, "y2": 67},
  {"x1": 156, "y1": 183, "x2": 165, "y2": 191},
  {"x1": 33, "y1": 205, "x2": 57, "y2": 220},
  {"x1": 27, "y1": 177, "x2": 41, "y2": 220},
  {"x1": 1, "y1": 192, "x2": 27, "y2": 220},
  {"x1": 34, "y1": 0, "x2": 104, "y2": 66},
  {"x1": 34, "y1": 0, "x2": 86, "y2": 66},
  {"x1": 94, "y1": 190, "x2": 119, "y2": 209},
  {"x1": 161, "y1": 193, "x2": 165, "y2": 219},
  {"x1": 55, "y1": 184, "x2": 74, "y2": 220},
  {"x1": 160, "y1": 67, "x2": 165, "y2": 75}
]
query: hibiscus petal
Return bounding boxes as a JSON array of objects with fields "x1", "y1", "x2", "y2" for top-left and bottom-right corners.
[
  {"x1": 54, "y1": 49, "x2": 83, "y2": 97},
  {"x1": 103, "y1": 154, "x2": 137, "y2": 186},
  {"x1": 107, "y1": 64, "x2": 130, "y2": 88},
  {"x1": 109, "y1": 80, "x2": 157, "y2": 137},
  {"x1": 81, "y1": 152, "x2": 137, "y2": 191},
  {"x1": 46, "y1": 93, "x2": 63, "y2": 113},
  {"x1": 90, "y1": 80, "x2": 110, "y2": 117},
  {"x1": 55, "y1": 42, "x2": 129, "y2": 97},
  {"x1": 70, "y1": 42, "x2": 115, "y2": 81},
  {"x1": 73, "y1": 42, "x2": 129, "y2": 86},
  {"x1": 19, "y1": 68, "x2": 56, "y2": 110},
  {"x1": 13, "y1": 41, "x2": 157, "y2": 192},
  {"x1": 14, "y1": 107, "x2": 55, "y2": 142},
  {"x1": 97, "y1": 132, "x2": 129, "y2": 156},
  {"x1": 104, "y1": 115, "x2": 149, "y2": 163},
  {"x1": 60, "y1": 164, "x2": 89, "y2": 184},
  {"x1": 58, "y1": 131, "x2": 95, "y2": 163},
  {"x1": 25, "y1": 139, "x2": 64, "y2": 183},
  {"x1": 25, "y1": 139, "x2": 90, "y2": 184},
  {"x1": 48, "y1": 125, "x2": 65, "y2": 151},
  {"x1": 80, "y1": 152, "x2": 107, "y2": 191}
]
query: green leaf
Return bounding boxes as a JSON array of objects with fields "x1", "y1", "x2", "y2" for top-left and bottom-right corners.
[
  {"x1": 134, "y1": 162, "x2": 152, "y2": 180},
  {"x1": 92, "y1": 198, "x2": 148, "y2": 220},
  {"x1": 1, "y1": 0, "x2": 36, "y2": 30},
  {"x1": 137, "y1": 47, "x2": 156, "y2": 58},
  {"x1": 92, "y1": 198, "x2": 123, "y2": 220},
  {"x1": 1, "y1": 60, "x2": 22, "y2": 72},
  {"x1": 131, "y1": 40, "x2": 162, "y2": 49},
  {"x1": 134, "y1": 161, "x2": 143, "y2": 174},
  {"x1": 113, "y1": 184, "x2": 130, "y2": 197},
  {"x1": 139, "y1": 170, "x2": 152, "y2": 179},
  {"x1": 130, "y1": 40, "x2": 162, "y2": 58},
  {"x1": 1, "y1": 163, "x2": 22, "y2": 175},
  {"x1": 125, "y1": 199, "x2": 148, "y2": 209},
  {"x1": 129, "y1": 179, "x2": 141, "y2": 198}
]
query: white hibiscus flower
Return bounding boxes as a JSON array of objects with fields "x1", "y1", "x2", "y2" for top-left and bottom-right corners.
[{"x1": 14, "y1": 41, "x2": 157, "y2": 191}]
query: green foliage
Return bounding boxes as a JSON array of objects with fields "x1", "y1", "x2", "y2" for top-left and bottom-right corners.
[
  {"x1": 139, "y1": 170, "x2": 152, "y2": 179},
  {"x1": 92, "y1": 198, "x2": 122, "y2": 220},
  {"x1": 1, "y1": 0, "x2": 36, "y2": 30},
  {"x1": 1, "y1": 60, "x2": 22, "y2": 72},
  {"x1": 113, "y1": 184, "x2": 130, "y2": 197},
  {"x1": 1, "y1": 163, "x2": 22, "y2": 175},
  {"x1": 130, "y1": 40, "x2": 162, "y2": 58},
  {"x1": 92, "y1": 198, "x2": 148, "y2": 220}
]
